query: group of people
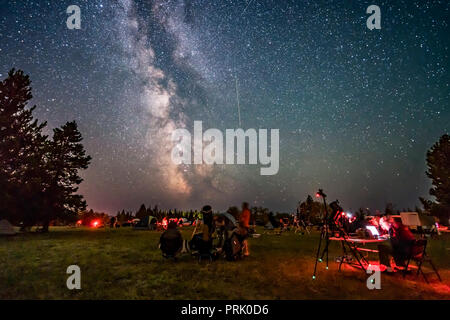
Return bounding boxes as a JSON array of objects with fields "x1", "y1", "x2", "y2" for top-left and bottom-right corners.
[
  {"x1": 336, "y1": 211, "x2": 419, "y2": 273},
  {"x1": 158, "y1": 201, "x2": 421, "y2": 273},
  {"x1": 335, "y1": 210, "x2": 419, "y2": 272},
  {"x1": 159, "y1": 202, "x2": 252, "y2": 261}
]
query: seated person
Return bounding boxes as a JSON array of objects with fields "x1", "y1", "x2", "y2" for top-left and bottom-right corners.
[
  {"x1": 215, "y1": 213, "x2": 242, "y2": 250},
  {"x1": 160, "y1": 221, "x2": 183, "y2": 258},
  {"x1": 348, "y1": 212, "x2": 367, "y2": 233},
  {"x1": 190, "y1": 205, "x2": 214, "y2": 255},
  {"x1": 379, "y1": 215, "x2": 390, "y2": 235},
  {"x1": 378, "y1": 217, "x2": 415, "y2": 272},
  {"x1": 213, "y1": 216, "x2": 227, "y2": 250}
]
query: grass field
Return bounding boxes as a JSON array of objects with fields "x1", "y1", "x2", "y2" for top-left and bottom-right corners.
[{"x1": 0, "y1": 226, "x2": 449, "y2": 299}]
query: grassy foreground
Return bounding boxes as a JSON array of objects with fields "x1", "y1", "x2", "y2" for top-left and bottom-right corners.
[{"x1": 0, "y1": 226, "x2": 449, "y2": 299}]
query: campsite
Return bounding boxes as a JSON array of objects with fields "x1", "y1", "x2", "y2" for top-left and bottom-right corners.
[
  {"x1": 1, "y1": 0, "x2": 450, "y2": 305},
  {"x1": 1, "y1": 225, "x2": 449, "y2": 300}
]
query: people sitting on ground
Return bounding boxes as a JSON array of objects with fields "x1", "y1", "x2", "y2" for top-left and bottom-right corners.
[
  {"x1": 218, "y1": 203, "x2": 249, "y2": 260},
  {"x1": 213, "y1": 215, "x2": 230, "y2": 247},
  {"x1": 377, "y1": 217, "x2": 415, "y2": 272},
  {"x1": 214, "y1": 215, "x2": 226, "y2": 251},
  {"x1": 160, "y1": 221, "x2": 183, "y2": 258}
]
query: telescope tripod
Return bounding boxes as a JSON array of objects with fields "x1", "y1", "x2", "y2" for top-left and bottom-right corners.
[{"x1": 312, "y1": 190, "x2": 369, "y2": 279}]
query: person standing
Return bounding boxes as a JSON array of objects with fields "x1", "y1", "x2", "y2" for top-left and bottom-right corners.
[
  {"x1": 201, "y1": 205, "x2": 214, "y2": 243},
  {"x1": 239, "y1": 202, "x2": 251, "y2": 257}
]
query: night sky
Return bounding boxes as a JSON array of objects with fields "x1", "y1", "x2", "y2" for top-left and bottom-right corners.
[{"x1": 1, "y1": 0, "x2": 449, "y2": 214}]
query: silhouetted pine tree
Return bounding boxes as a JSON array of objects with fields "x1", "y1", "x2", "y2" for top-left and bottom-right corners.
[
  {"x1": 41, "y1": 121, "x2": 91, "y2": 231},
  {"x1": 423, "y1": 134, "x2": 450, "y2": 225},
  {"x1": 0, "y1": 69, "x2": 91, "y2": 230},
  {"x1": 0, "y1": 69, "x2": 47, "y2": 226},
  {"x1": 136, "y1": 204, "x2": 147, "y2": 219}
]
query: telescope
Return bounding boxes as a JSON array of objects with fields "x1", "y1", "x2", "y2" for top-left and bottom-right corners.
[
  {"x1": 315, "y1": 189, "x2": 326, "y2": 198},
  {"x1": 312, "y1": 190, "x2": 366, "y2": 279}
]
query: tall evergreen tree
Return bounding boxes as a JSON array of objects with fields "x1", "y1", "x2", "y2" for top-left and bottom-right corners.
[
  {"x1": 0, "y1": 69, "x2": 47, "y2": 225},
  {"x1": 136, "y1": 204, "x2": 147, "y2": 219},
  {"x1": 426, "y1": 134, "x2": 450, "y2": 206},
  {"x1": 41, "y1": 121, "x2": 91, "y2": 231},
  {"x1": 298, "y1": 195, "x2": 324, "y2": 223},
  {"x1": 0, "y1": 69, "x2": 91, "y2": 230},
  {"x1": 423, "y1": 134, "x2": 450, "y2": 225}
]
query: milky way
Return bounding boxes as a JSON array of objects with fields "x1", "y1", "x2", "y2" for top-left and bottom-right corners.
[{"x1": 1, "y1": 0, "x2": 449, "y2": 213}]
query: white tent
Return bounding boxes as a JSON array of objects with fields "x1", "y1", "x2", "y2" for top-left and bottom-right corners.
[
  {"x1": 0, "y1": 219, "x2": 16, "y2": 235},
  {"x1": 400, "y1": 212, "x2": 421, "y2": 227}
]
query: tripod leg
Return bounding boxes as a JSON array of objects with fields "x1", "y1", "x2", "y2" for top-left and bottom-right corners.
[
  {"x1": 320, "y1": 226, "x2": 330, "y2": 261},
  {"x1": 313, "y1": 227, "x2": 325, "y2": 279},
  {"x1": 320, "y1": 236, "x2": 330, "y2": 268},
  {"x1": 428, "y1": 259, "x2": 442, "y2": 282},
  {"x1": 344, "y1": 241, "x2": 367, "y2": 273},
  {"x1": 338, "y1": 241, "x2": 347, "y2": 271},
  {"x1": 320, "y1": 239, "x2": 327, "y2": 261}
]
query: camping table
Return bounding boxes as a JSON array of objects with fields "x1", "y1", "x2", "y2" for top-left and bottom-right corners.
[{"x1": 329, "y1": 237, "x2": 389, "y2": 272}]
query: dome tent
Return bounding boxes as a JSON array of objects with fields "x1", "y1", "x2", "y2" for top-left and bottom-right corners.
[
  {"x1": 0, "y1": 219, "x2": 16, "y2": 236},
  {"x1": 133, "y1": 216, "x2": 157, "y2": 230}
]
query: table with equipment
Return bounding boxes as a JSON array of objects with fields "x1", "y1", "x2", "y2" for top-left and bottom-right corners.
[{"x1": 329, "y1": 236, "x2": 389, "y2": 271}]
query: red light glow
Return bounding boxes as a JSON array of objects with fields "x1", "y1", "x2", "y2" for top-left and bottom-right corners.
[
  {"x1": 162, "y1": 217, "x2": 168, "y2": 229},
  {"x1": 91, "y1": 220, "x2": 100, "y2": 228}
]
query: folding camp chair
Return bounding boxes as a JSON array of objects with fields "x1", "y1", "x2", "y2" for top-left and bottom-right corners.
[{"x1": 403, "y1": 239, "x2": 442, "y2": 283}]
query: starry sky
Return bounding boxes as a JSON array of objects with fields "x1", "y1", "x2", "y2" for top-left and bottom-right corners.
[{"x1": 1, "y1": 0, "x2": 449, "y2": 214}]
